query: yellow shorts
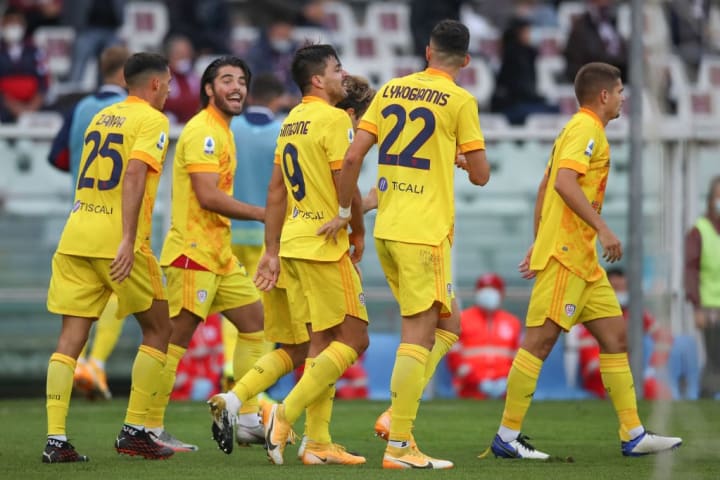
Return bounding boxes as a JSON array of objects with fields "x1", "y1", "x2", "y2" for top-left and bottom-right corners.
[
  {"x1": 282, "y1": 254, "x2": 368, "y2": 332},
  {"x1": 164, "y1": 261, "x2": 260, "y2": 318},
  {"x1": 231, "y1": 244, "x2": 263, "y2": 279},
  {"x1": 375, "y1": 237, "x2": 453, "y2": 317},
  {"x1": 47, "y1": 247, "x2": 166, "y2": 320},
  {"x1": 262, "y1": 285, "x2": 308, "y2": 344},
  {"x1": 527, "y1": 257, "x2": 623, "y2": 330}
]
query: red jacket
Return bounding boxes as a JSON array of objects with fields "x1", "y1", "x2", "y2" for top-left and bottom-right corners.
[{"x1": 446, "y1": 306, "x2": 521, "y2": 398}]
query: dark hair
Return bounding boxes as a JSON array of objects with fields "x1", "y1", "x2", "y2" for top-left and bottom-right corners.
[
  {"x1": 100, "y1": 45, "x2": 130, "y2": 80},
  {"x1": 606, "y1": 267, "x2": 625, "y2": 278},
  {"x1": 291, "y1": 44, "x2": 339, "y2": 95},
  {"x1": 249, "y1": 73, "x2": 285, "y2": 105},
  {"x1": 574, "y1": 62, "x2": 622, "y2": 105},
  {"x1": 123, "y1": 53, "x2": 169, "y2": 88},
  {"x1": 336, "y1": 75, "x2": 375, "y2": 117},
  {"x1": 200, "y1": 56, "x2": 252, "y2": 108},
  {"x1": 430, "y1": 19, "x2": 470, "y2": 62}
]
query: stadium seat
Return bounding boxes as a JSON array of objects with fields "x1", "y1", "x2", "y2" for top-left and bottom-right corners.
[
  {"x1": 557, "y1": 2, "x2": 585, "y2": 40},
  {"x1": 455, "y1": 58, "x2": 494, "y2": 109},
  {"x1": 33, "y1": 26, "x2": 75, "y2": 78},
  {"x1": 384, "y1": 55, "x2": 424, "y2": 84},
  {"x1": 230, "y1": 26, "x2": 258, "y2": 57},
  {"x1": 532, "y1": 27, "x2": 564, "y2": 57},
  {"x1": 687, "y1": 88, "x2": 720, "y2": 135},
  {"x1": 193, "y1": 54, "x2": 223, "y2": 79},
  {"x1": 667, "y1": 334, "x2": 700, "y2": 400},
  {"x1": 543, "y1": 84, "x2": 578, "y2": 115},
  {"x1": 536, "y1": 55, "x2": 566, "y2": 100},
  {"x1": 617, "y1": 3, "x2": 669, "y2": 51},
  {"x1": 322, "y1": 1, "x2": 358, "y2": 55},
  {"x1": 291, "y1": 26, "x2": 329, "y2": 47},
  {"x1": 696, "y1": 55, "x2": 720, "y2": 90},
  {"x1": 364, "y1": 1, "x2": 413, "y2": 55},
  {"x1": 121, "y1": 1, "x2": 169, "y2": 52},
  {"x1": 525, "y1": 112, "x2": 573, "y2": 133}
]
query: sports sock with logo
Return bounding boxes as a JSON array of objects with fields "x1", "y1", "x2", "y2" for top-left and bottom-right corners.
[
  {"x1": 600, "y1": 352, "x2": 643, "y2": 441},
  {"x1": 424, "y1": 328, "x2": 458, "y2": 386},
  {"x1": 125, "y1": 345, "x2": 166, "y2": 426},
  {"x1": 232, "y1": 348, "x2": 293, "y2": 402},
  {"x1": 234, "y1": 330, "x2": 266, "y2": 415},
  {"x1": 46, "y1": 352, "x2": 75, "y2": 436},
  {"x1": 304, "y1": 356, "x2": 335, "y2": 444},
  {"x1": 389, "y1": 343, "x2": 429, "y2": 442},
  {"x1": 499, "y1": 348, "x2": 542, "y2": 439},
  {"x1": 145, "y1": 343, "x2": 185, "y2": 429}
]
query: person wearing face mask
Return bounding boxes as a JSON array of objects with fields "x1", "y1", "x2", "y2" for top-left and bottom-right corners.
[
  {"x1": 570, "y1": 267, "x2": 673, "y2": 400},
  {"x1": 163, "y1": 34, "x2": 200, "y2": 124},
  {"x1": 445, "y1": 273, "x2": 522, "y2": 399},
  {"x1": 685, "y1": 175, "x2": 720, "y2": 398},
  {"x1": 0, "y1": 6, "x2": 48, "y2": 122}
]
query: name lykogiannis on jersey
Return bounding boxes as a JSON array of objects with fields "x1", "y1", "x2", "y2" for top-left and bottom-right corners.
[{"x1": 381, "y1": 84, "x2": 450, "y2": 106}]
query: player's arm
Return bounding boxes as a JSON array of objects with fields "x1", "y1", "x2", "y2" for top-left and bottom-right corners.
[
  {"x1": 110, "y1": 158, "x2": 149, "y2": 282},
  {"x1": 255, "y1": 165, "x2": 286, "y2": 291},
  {"x1": 462, "y1": 149, "x2": 490, "y2": 186},
  {"x1": 533, "y1": 171, "x2": 549, "y2": 238},
  {"x1": 331, "y1": 169, "x2": 365, "y2": 262},
  {"x1": 554, "y1": 168, "x2": 622, "y2": 262},
  {"x1": 190, "y1": 172, "x2": 264, "y2": 221}
]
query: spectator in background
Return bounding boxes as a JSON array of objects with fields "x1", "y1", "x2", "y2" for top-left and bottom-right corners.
[
  {"x1": 446, "y1": 273, "x2": 522, "y2": 399},
  {"x1": 0, "y1": 7, "x2": 48, "y2": 122},
  {"x1": 563, "y1": 0, "x2": 627, "y2": 82},
  {"x1": 685, "y1": 175, "x2": 720, "y2": 399},
  {"x1": 163, "y1": 34, "x2": 200, "y2": 124},
  {"x1": 410, "y1": 0, "x2": 464, "y2": 59},
  {"x1": 166, "y1": 0, "x2": 230, "y2": 54},
  {"x1": 665, "y1": 0, "x2": 716, "y2": 81},
  {"x1": 568, "y1": 267, "x2": 673, "y2": 400},
  {"x1": 8, "y1": 0, "x2": 62, "y2": 36},
  {"x1": 62, "y1": 0, "x2": 125, "y2": 86},
  {"x1": 490, "y1": 17, "x2": 559, "y2": 125}
]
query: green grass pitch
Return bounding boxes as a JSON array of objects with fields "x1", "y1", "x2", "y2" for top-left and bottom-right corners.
[{"x1": 3, "y1": 398, "x2": 718, "y2": 479}]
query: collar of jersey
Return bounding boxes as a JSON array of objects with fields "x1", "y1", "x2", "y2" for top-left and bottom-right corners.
[
  {"x1": 125, "y1": 95, "x2": 149, "y2": 105},
  {"x1": 424, "y1": 68, "x2": 453, "y2": 81},
  {"x1": 206, "y1": 104, "x2": 230, "y2": 126},
  {"x1": 578, "y1": 107, "x2": 603, "y2": 128},
  {"x1": 302, "y1": 95, "x2": 328, "y2": 105}
]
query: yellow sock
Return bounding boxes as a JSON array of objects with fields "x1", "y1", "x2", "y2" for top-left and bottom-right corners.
[
  {"x1": 389, "y1": 343, "x2": 430, "y2": 442},
  {"x1": 424, "y1": 329, "x2": 458, "y2": 387},
  {"x1": 125, "y1": 345, "x2": 166, "y2": 426},
  {"x1": 47, "y1": 353, "x2": 75, "y2": 436},
  {"x1": 145, "y1": 344, "x2": 185, "y2": 429},
  {"x1": 234, "y1": 330, "x2": 265, "y2": 414},
  {"x1": 221, "y1": 316, "x2": 236, "y2": 378},
  {"x1": 600, "y1": 353, "x2": 642, "y2": 441},
  {"x1": 232, "y1": 348, "x2": 293, "y2": 402},
  {"x1": 500, "y1": 348, "x2": 543, "y2": 431},
  {"x1": 284, "y1": 341, "x2": 357, "y2": 424},
  {"x1": 89, "y1": 294, "x2": 122, "y2": 363},
  {"x1": 304, "y1": 356, "x2": 335, "y2": 444}
]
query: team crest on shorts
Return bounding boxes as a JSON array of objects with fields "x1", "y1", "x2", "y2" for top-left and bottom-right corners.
[
  {"x1": 197, "y1": 289, "x2": 208, "y2": 303},
  {"x1": 358, "y1": 292, "x2": 366, "y2": 305},
  {"x1": 564, "y1": 303, "x2": 576, "y2": 317}
]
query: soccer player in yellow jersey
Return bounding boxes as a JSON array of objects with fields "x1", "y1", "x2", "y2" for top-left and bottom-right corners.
[
  {"x1": 43, "y1": 53, "x2": 174, "y2": 463},
  {"x1": 140, "y1": 57, "x2": 265, "y2": 453},
  {"x1": 481, "y1": 62, "x2": 681, "y2": 459},
  {"x1": 320, "y1": 19, "x2": 490, "y2": 469},
  {"x1": 248, "y1": 44, "x2": 369, "y2": 466}
]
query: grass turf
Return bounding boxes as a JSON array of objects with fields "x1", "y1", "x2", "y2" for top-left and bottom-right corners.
[{"x1": 3, "y1": 398, "x2": 717, "y2": 480}]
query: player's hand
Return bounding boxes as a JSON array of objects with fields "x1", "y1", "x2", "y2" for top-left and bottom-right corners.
[
  {"x1": 254, "y1": 253, "x2": 280, "y2": 291},
  {"x1": 110, "y1": 238, "x2": 134, "y2": 283},
  {"x1": 518, "y1": 244, "x2": 537, "y2": 279},
  {"x1": 349, "y1": 230, "x2": 365, "y2": 264},
  {"x1": 317, "y1": 215, "x2": 350, "y2": 242},
  {"x1": 455, "y1": 153, "x2": 468, "y2": 171},
  {"x1": 598, "y1": 226, "x2": 623, "y2": 263},
  {"x1": 362, "y1": 187, "x2": 378, "y2": 212}
]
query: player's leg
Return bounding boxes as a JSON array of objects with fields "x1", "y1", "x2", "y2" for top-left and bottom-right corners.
[{"x1": 85, "y1": 293, "x2": 122, "y2": 400}]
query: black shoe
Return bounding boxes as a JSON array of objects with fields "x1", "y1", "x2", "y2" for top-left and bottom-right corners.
[
  {"x1": 115, "y1": 425, "x2": 174, "y2": 459},
  {"x1": 42, "y1": 438, "x2": 89, "y2": 463}
]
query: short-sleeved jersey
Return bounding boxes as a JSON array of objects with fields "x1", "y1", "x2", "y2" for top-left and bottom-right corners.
[
  {"x1": 57, "y1": 96, "x2": 170, "y2": 258},
  {"x1": 531, "y1": 107, "x2": 611, "y2": 281},
  {"x1": 160, "y1": 106, "x2": 237, "y2": 274},
  {"x1": 358, "y1": 68, "x2": 485, "y2": 246},
  {"x1": 275, "y1": 96, "x2": 353, "y2": 261}
]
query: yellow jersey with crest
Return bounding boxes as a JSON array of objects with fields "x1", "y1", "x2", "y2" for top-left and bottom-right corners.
[
  {"x1": 56, "y1": 96, "x2": 169, "y2": 258},
  {"x1": 530, "y1": 107, "x2": 611, "y2": 281},
  {"x1": 160, "y1": 106, "x2": 238, "y2": 274},
  {"x1": 275, "y1": 96, "x2": 353, "y2": 261},
  {"x1": 358, "y1": 68, "x2": 485, "y2": 246}
]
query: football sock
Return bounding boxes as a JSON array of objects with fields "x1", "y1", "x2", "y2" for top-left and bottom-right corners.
[
  {"x1": 304, "y1": 357, "x2": 335, "y2": 444},
  {"x1": 125, "y1": 345, "x2": 166, "y2": 426},
  {"x1": 499, "y1": 348, "x2": 542, "y2": 438},
  {"x1": 284, "y1": 341, "x2": 357, "y2": 424},
  {"x1": 233, "y1": 330, "x2": 266, "y2": 415},
  {"x1": 145, "y1": 343, "x2": 185, "y2": 429},
  {"x1": 424, "y1": 329, "x2": 458, "y2": 386},
  {"x1": 599, "y1": 352, "x2": 643, "y2": 441},
  {"x1": 46, "y1": 353, "x2": 75, "y2": 436},
  {"x1": 232, "y1": 348, "x2": 293, "y2": 403},
  {"x1": 221, "y1": 316, "x2": 236, "y2": 379},
  {"x1": 389, "y1": 343, "x2": 429, "y2": 442},
  {"x1": 89, "y1": 294, "x2": 122, "y2": 363}
]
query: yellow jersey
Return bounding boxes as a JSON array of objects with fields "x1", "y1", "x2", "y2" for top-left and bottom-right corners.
[
  {"x1": 57, "y1": 96, "x2": 170, "y2": 258},
  {"x1": 275, "y1": 96, "x2": 353, "y2": 261},
  {"x1": 531, "y1": 107, "x2": 611, "y2": 281},
  {"x1": 160, "y1": 106, "x2": 237, "y2": 274},
  {"x1": 358, "y1": 68, "x2": 485, "y2": 245}
]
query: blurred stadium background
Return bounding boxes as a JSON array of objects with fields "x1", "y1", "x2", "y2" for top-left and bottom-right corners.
[{"x1": 0, "y1": 0, "x2": 716, "y2": 399}]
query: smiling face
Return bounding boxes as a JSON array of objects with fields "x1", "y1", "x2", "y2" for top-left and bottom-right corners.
[
  {"x1": 206, "y1": 65, "x2": 248, "y2": 117},
  {"x1": 319, "y1": 55, "x2": 347, "y2": 105}
]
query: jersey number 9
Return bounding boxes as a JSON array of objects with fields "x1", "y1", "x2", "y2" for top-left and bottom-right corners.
[{"x1": 281, "y1": 143, "x2": 306, "y2": 201}]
